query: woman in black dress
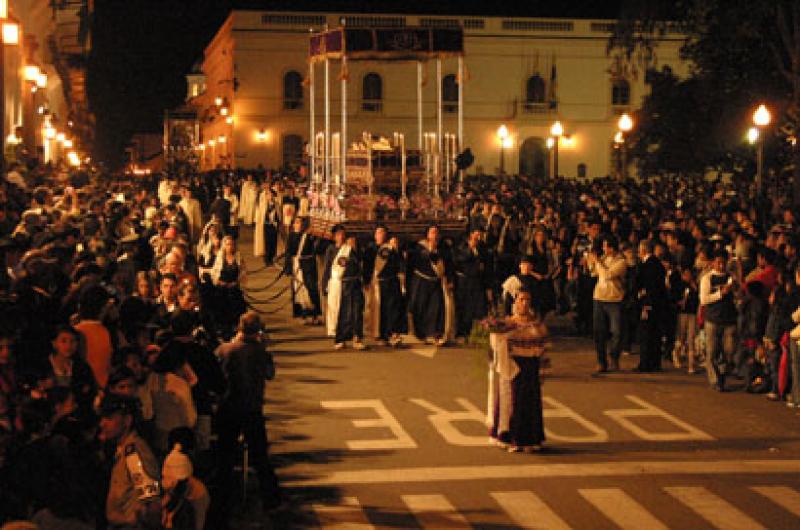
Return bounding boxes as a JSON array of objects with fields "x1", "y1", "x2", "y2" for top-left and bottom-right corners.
[
  {"x1": 211, "y1": 235, "x2": 247, "y2": 338},
  {"x1": 489, "y1": 290, "x2": 548, "y2": 453},
  {"x1": 528, "y1": 227, "x2": 556, "y2": 318}
]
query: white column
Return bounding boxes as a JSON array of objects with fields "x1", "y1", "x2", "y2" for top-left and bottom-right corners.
[
  {"x1": 341, "y1": 56, "x2": 347, "y2": 198},
  {"x1": 457, "y1": 55, "x2": 465, "y2": 192},
  {"x1": 324, "y1": 58, "x2": 330, "y2": 194},
  {"x1": 417, "y1": 61, "x2": 423, "y2": 150},
  {"x1": 436, "y1": 58, "x2": 443, "y2": 168},
  {"x1": 457, "y1": 56, "x2": 464, "y2": 148},
  {"x1": 309, "y1": 60, "x2": 316, "y2": 192}
]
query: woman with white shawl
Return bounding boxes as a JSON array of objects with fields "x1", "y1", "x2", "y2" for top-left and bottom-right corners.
[{"x1": 488, "y1": 289, "x2": 549, "y2": 453}]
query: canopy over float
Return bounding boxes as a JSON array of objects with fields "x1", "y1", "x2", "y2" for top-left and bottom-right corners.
[{"x1": 307, "y1": 26, "x2": 468, "y2": 240}]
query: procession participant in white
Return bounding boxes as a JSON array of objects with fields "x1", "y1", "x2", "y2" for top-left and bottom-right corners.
[
  {"x1": 239, "y1": 174, "x2": 259, "y2": 225},
  {"x1": 179, "y1": 186, "x2": 203, "y2": 245},
  {"x1": 322, "y1": 225, "x2": 366, "y2": 350}
]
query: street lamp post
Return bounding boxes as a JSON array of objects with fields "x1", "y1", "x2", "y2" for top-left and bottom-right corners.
[
  {"x1": 497, "y1": 125, "x2": 509, "y2": 174},
  {"x1": 617, "y1": 113, "x2": 633, "y2": 181},
  {"x1": 613, "y1": 131, "x2": 624, "y2": 179},
  {"x1": 546, "y1": 137, "x2": 555, "y2": 179},
  {"x1": 550, "y1": 121, "x2": 563, "y2": 178},
  {"x1": 753, "y1": 104, "x2": 771, "y2": 195}
]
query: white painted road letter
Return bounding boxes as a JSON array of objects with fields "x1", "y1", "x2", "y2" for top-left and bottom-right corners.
[
  {"x1": 320, "y1": 399, "x2": 418, "y2": 450},
  {"x1": 603, "y1": 395, "x2": 714, "y2": 441},
  {"x1": 410, "y1": 398, "x2": 489, "y2": 446},
  {"x1": 542, "y1": 396, "x2": 609, "y2": 443}
]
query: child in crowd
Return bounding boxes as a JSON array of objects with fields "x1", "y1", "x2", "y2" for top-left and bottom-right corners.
[{"x1": 673, "y1": 266, "x2": 700, "y2": 373}]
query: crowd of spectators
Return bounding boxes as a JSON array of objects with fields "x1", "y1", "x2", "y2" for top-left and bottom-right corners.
[
  {"x1": 0, "y1": 166, "x2": 288, "y2": 529},
  {"x1": 460, "y1": 172, "x2": 799, "y2": 401}
]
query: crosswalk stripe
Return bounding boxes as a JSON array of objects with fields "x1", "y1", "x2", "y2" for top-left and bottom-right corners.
[
  {"x1": 286, "y1": 459, "x2": 800, "y2": 487},
  {"x1": 664, "y1": 486, "x2": 765, "y2": 529},
  {"x1": 490, "y1": 491, "x2": 571, "y2": 529},
  {"x1": 401, "y1": 494, "x2": 471, "y2": 528},
  {"x1": 751, "y1": 486, "x2": 800, "y2": 517},
  {"x1": 579, "y1": 488, "x2": 668, "y2": 530},
  {"x1": 312, "y1": 496, "x2": 375, "y2": 529}
]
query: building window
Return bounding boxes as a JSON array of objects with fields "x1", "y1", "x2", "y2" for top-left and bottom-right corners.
[
  {"x1": 443, "y1": 74, "x2": 458, "y2": 113},
  {"x1": 502, "y1": 20, "x2": 574, "y2": 32},
  {"x1": 577, "y1": 163, "x2": 587, "y2": 179},
  {"x1": 283, "y1": 134, "x2": 304, "y2": 169},
  {"x1": 362, "y1": 73, "x2": 383, "y2": 112},
  {"x1": 523, "y1": 74, "x2": 547, "y2": 113},
  {"x1": 283, "y1": 71, "x2": 303, "y2": 110},
  {"x1": 612, "y1": 79, "x2": 630, "y2": 106}
]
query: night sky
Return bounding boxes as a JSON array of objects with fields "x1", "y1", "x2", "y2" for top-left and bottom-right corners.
[{"x1": 87, "y1": 1, "x2": 622, "y2": 169}]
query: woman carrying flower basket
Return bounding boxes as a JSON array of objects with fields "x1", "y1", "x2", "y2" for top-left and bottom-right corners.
[{"x1": 487, "y1": 289, "x2": 549, "y2": 453}]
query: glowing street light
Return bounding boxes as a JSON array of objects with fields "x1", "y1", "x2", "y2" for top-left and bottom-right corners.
[
  {"x1": 752, "y1": 104, "x2": 771, "y2": 194},
  {"x1": 618, "y1": 113, "x2": 633, "y2": 133},
  {"x1": 753, "y1": 104, "x2": 771, "y2": 127},
  {"x1": 747, "y1": 127, "x2": 759, "y2": 145},
  {"x1": 616, "y1": 113, "x2": 634, "y2": 180},
  {"x1": 23, "y1": 65, "x2": 40, "y2": 82},
  {"x1": 2, "y1": 20, "x2": 19, "y2": 45}
]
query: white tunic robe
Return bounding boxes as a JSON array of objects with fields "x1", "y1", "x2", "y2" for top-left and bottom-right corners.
[
  {"x1": 326, "y1": 244, "x2": 351, "y2": 337},
  {"x1": 239, "y1": 181, "x2": 258, "y2": 225},
  {"x1": 180, "y1": 197, "x2": 203, "y2": 244},
  {"x1": 253, "y1": 190, "x2": 268, "y2": 257}
]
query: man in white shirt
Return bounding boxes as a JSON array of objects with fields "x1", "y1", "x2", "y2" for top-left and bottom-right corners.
[
  {"x1": 587, "y1": 235, "x2": 627, "y2": 373},
  {"x1": 699, "y1": 250, "x2": 737, "y2": 391}
]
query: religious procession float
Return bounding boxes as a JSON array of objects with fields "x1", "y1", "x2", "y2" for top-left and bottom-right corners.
[{"x1": 306, "y1": 26, "x2": 469, "y2": 240}]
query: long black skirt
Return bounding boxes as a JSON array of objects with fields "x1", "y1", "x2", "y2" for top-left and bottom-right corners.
[
  {"x1": 491, "y1": 356, "x2": 545, "y2": 447},
  {"x1": 408, "y1": 277, "x2": 444, "y2": 339}
]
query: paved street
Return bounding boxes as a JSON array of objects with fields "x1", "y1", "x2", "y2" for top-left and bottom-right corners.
[{"x1": 236, "y1": 228, "x2": 800, "y2": 529}]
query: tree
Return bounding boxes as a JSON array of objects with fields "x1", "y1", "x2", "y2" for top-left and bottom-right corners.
[{"x1": 610, "y1": 0, "x2": 800, "y2": 203}]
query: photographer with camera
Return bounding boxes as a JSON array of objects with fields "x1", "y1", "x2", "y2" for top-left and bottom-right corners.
[
  {"x1": 211, "y1": 312, "x2": 282, "y2": 526},
  {"x1": 700, "y1": 249, "x2": 738, "y2": 392}
]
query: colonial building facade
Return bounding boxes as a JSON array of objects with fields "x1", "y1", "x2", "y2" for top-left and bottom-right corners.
[
  {"x1": 187, "y1": 10, "x2": 687, "y2": 178},
  {"x1": 2, "y1": 0, "x2": 93, "y2": 164}
]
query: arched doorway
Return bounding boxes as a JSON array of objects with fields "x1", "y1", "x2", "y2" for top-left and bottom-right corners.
[{"x1": 519, "y1": 137, "x2": 548, "y2": 177}]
